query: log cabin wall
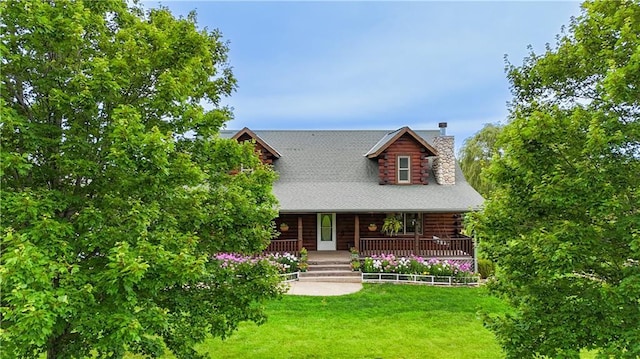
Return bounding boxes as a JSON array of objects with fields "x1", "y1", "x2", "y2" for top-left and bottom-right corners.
[
  {"x1": 422, "y1": 212, "x2": 463, "y2": 238},
  {"x1": 275, "y1": 214, "x2": 317, "y2": 251},
  {"x1": 276, "y1": 213, "x2": 357, "y2": 251},
  {"x1": 357, "y1": 212, "x2": 463, "y2": 238},
  {"x1": 274, "y1": 212, "x2": 464, "y2": 252},
  {"x1": 336, "y1": 214, "x2": 357, "y2": 250},
  {"x1": 377, "y1": 133, "x2": 430, "y2": 185},
  {"x1": 358, "y1": 213, "x2": 387, "y2": 236}
]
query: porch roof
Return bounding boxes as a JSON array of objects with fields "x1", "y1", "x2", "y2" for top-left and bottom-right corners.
[
  {"x1": 272, "y1": 165, "x2": 482, "y2": 213},
  {"x1": 220, "y1": 129, "x2": 484, "y2": 213}
]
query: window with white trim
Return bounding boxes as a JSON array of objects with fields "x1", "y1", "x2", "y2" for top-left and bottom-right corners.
[{"x1": 397, "y1": 156, "x2": 410, "y2": 184}]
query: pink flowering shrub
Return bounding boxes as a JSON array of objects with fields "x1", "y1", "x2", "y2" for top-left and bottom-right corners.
[
  {"x1": 362, "y1": 254, "x2": 476, "y2": 279},
  {"x1": 211, "y1": 253, "x2": 280, "y2": 287},
  {"x1": 213, "y1": 252, "x2": 301, "y2": 274}
]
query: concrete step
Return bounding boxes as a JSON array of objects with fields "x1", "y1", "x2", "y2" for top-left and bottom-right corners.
[
  {"x1": 300, "y1": 270, "x2": 361, "y2": 278},
  {"x1": 308, "y1": 264, "x2": 352, "y2": 271},
  {"x1": 298, "y1": 276, "x2": 362, "y2": 283},
  {"x1": 308, "y1": 260, "x2": 352, "y2": 265}
]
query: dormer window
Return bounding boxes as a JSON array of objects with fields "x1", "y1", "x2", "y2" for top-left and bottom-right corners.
[
  {"x1": 365, "y1": 127, "x2": 437, "y2": 185},
  {"x1": 397, "y1": 156, "x2": 410, "y2": 184}
]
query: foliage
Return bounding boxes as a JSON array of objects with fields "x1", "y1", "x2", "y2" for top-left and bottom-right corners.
[
  {"x1": 267, "y1": 252, "x2": 300, "y2": 274},
  {"x1": 298, "y1": 248, "x2": 308, "y2": 272},
  {"x1": 469, "y1": 1, "x2": 640, "y2": 357},
  {"x1": 202, "y1": 285, "x2": 509, "y2": 358},
  {"x1": 350, "y1": 260, "x2": 361, "y2": 272},
  {"x1": 381, "y1": 215, "x2": 403, "y2": 236},
  {"x1": 477, "y1": 259, "x2": 495, "y2": 279},
  {"x1": 362, "y1": 254, "x2": 476, "y2": 279},
  {"x1": 349, "y1": 247, "x2": 360, "y2": 271},
  {"x1": 458, "y1": 123, "x2": 503, "y2": 197},
  {"x1": 0, "y1": 1, "x2": 281, "y2": 358},
  {"x1": 215, "y1": 252, "x2": 299, "y2": 274}
]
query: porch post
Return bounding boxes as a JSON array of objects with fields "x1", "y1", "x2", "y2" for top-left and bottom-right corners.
[
  {"x1": 414, "y1": 213, "x2": 420, "y2": 255},
  {"x1": 297, "y1": 216, "x2": 303, "y2": 252},
  {"x1": 354, "y1": 214, "x2": 360, "y2": 253},
  {"x1": 473, "y1": 237, "x2": 478, "y2": 273}
]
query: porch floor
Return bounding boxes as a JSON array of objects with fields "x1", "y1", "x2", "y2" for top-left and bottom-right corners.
[{"x1": 307, "y1": 250, "x2": 351, "y2": 262}]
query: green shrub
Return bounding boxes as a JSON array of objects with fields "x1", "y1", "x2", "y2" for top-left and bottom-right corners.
[{"x1": 478, "y1": 259, "x2": 495, "y2": 279}]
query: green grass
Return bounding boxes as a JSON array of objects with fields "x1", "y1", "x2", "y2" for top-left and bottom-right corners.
[{"x1": 198, "y1": 284, "x2": 509, "y2": 358}]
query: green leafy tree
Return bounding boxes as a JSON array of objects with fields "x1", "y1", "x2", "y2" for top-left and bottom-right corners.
[
  {"x1": 0, "y1": 1, "x2": 282, "y2": 358},
  {"x1": 458, "y1": 123, "x2": 503, "y2": 197},
  {"x1": 469, "y1": 0, "x2": 640, "y2": 357}
]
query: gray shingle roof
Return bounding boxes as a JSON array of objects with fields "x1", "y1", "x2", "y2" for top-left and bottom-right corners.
[
  {"x1": 220, "y1": 129, "x2": 484, "y2": 213},
  {"x1": 364, "y1": 128, "x2": 403, "y2": 157}
]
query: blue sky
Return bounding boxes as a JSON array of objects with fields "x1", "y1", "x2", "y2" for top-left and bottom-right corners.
[{"x1": 142, "y1": 1, "x2": 583, "y2": 152}]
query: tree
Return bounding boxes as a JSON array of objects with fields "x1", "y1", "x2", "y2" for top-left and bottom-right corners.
[
  {"x1": 469, "y1": 1, "x2": 640, "y2": 357},
  {"x1": 0, "y1": 1, "x2": 282, "y2": 358},
  {"x1": 458, "y1": 123, "x2": 503, "y2": 197}
]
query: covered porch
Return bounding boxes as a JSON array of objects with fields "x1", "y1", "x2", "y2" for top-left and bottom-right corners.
[{"x1": 265, "y1": 212, "x2": 475, "y2": 261}]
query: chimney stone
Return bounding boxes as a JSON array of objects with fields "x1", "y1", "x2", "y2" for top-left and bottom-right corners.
[{"x1": 433, "y1": 134, "x2": 455, "y2": 185}]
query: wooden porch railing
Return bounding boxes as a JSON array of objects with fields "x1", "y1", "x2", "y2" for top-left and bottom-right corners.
[
  {"x1": 359, "y1": 238, "x2": 415, "y2": 257},
  {"x1": 419, "y1": 237, "x2": 473, "y2": 258},
  {"x1": 265, "y1": 239, "x2": 299, "y2": 255},
  {"x1": 359, "y1": 236, "x2": 474, "y2": 258}
]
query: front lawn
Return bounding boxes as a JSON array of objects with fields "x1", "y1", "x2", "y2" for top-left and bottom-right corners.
[{"x1": 199, "y1": 284, "x2": 508, "y2": 358}]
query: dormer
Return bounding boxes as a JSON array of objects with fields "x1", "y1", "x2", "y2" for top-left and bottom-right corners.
[
  {"x1": 232, "y1": 127, "x2": 281, "y2": 165},
  {"x1": 365, "y1": 127, "x2": 438, "y2": 185}
]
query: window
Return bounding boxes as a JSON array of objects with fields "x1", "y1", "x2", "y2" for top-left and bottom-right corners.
[
  {"x1": 403, "y1": 213, "x2": 422, "y2": 234},
  {"x1": 385, "y1": 213, "x2": 423, "y2": 235},
  {"x1": 397, "y1": 156, "x2": 410, "y2": 183},
  {"x1": 320, "y1": 214, "x2": 333, "y2": 242}
]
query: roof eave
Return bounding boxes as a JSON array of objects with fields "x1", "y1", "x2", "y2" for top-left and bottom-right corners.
[{"x1": 364, "y1": 126, "x2": 438, "y2": 158}]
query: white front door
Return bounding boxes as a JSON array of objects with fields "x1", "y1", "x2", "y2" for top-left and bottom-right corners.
[{"x1": 317, "y1": 213, "x2": 336, "y2": 251}]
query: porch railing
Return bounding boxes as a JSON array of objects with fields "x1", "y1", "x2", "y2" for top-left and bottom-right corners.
[
  {"x1": 359, "y1": 236, "x2": 474, "y2": 258},
  {"x1": 359, "y1": 238, "x2": 415, "y2": 257},
  {"x1": 419, "y1": 237, "x2": 473, "y2": 258},
  {"x1": 265, "y1": 239, "x2": 299, "y2": 255}
]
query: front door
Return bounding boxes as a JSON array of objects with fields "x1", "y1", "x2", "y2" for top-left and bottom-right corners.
[{"x1": 317, "y1": 213, "x2": 336, "y2": 251}]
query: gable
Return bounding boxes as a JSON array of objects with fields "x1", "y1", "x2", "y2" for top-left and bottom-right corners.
[
  {"x1": 365, "y1": 127, "x2": 437, "y2": 158},
  {"x1": 232, "y1": 127, "x2": 281, "y2": 164}
]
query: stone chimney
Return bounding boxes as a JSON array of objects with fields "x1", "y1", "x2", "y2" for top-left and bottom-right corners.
[{"x1": 433, "y1": 122, "x2": 455, "y2": 185}]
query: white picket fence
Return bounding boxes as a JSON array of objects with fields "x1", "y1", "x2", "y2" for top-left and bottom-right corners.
[
  {"x1": 362, "y1": 272, "x2": 478, "y2": 286},
  {"x1": 279, "y1": 271, "x2": 300, "y2": 282}
]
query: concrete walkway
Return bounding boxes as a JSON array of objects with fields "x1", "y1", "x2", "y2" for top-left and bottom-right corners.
[{"x1": 285, "y1": 281, "x2": 363, "y2": 296}]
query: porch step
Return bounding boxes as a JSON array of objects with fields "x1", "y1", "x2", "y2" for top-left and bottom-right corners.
[
  {"x1": 306, "y1": 251, "x2": 351, "y2": 265},
  {"x1": 308, "y1": 264, "x2": 352, "y2": 271},
  {"x1": 300, "y1": 251, "x2": 360, "y2": 283},
  {"x1": 308, "y1": 259, "x2": 353, "y2": 266}
]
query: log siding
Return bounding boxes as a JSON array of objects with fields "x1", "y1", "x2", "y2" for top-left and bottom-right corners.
[
  {"x1": 272, "y1": 212, "x2": 466, "y2": 254},
  {"x1": 377, "y1": 133, "x2": 430, "y2": 185}
]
